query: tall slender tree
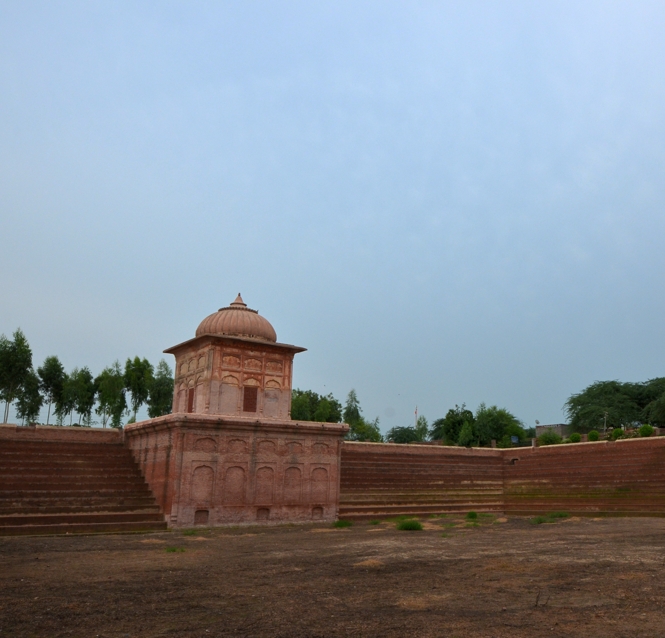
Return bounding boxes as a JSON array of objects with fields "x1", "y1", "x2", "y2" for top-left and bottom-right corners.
[
  {"x1": 147, "y1": 360, "x2": 174, "y2": 418},
  {"x1": 37, "y1": 355, "x2": 65, "y2": 425},
  {"x1": 15, "y1": 369, "x2": 43, "y2": 424},
  {"x1": 0, "y1": 328, "x2": 33, "y2": 423},
  {"x1": 95, "y1": 361, "x2": 127, "y2": 428},
  {"x1": 72, "y1": 367, "x2": 95, "y2": 426},
  {"x1": 124, "y1": 357, "x2": 154, "y2": 421}
]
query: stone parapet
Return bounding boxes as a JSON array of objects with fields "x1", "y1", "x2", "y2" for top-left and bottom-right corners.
[{"x1": 0, "y1": 423, "x2": 122, "y2": 444}]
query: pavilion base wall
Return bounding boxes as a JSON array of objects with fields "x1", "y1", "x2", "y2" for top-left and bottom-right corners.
[{"x1": 124, "y1": 414, "x2": 347, "y2": 528}]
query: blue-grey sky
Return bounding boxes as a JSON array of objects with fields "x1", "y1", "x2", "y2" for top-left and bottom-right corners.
[{"x1": 2, "y1": 1, "x2": 664, "y2": 430}]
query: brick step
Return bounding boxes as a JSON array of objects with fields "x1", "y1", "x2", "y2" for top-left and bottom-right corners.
[
  {"x1": 340, "y1": 501, "x2": 504, "y2": 511},
  {"x1": 0, "y1": 444, "x2": 129, "y2": 456},
  {"x1": 0, "y1": 520, "x2": 168, "y2": 536},
  {"x1": 340, "y1": 493, "x2": 503, "y2": 502},
  {"x1": 0, "y1": 477, "x2": 148, "y2": 489},
  {"x1": 0, "y1": 503, "x2": 161, "y2": 515},
  {"x1": 0, "y1": 470, "x2": 144, "y2": 481},
  {"x1": 504, "y1": 509, "x2": 665, "y2": 518},
  {"x1": 338, "y1": 505, "x2": 503, "y2": 519},
  {"x1": 0, "y1": 488, "x2": 155, "y2": 500},
  {"x1": 0, "y1": 465, "x2": 143, "y2": 475},
  {"x1": 341, "y1": 483, "x2": 504, "y2": 490},
  {"x1": 0, "y1": 511, "x2": 165, "y2": 526}
]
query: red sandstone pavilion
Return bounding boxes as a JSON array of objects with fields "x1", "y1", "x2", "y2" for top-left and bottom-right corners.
[{"x1": 124, "y1": 294, "x2": 349, "y2": 528}]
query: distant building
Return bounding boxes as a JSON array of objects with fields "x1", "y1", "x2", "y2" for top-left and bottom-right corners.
[{"x1": 535, "y1": 423, "x2": 570, "y2": 438}]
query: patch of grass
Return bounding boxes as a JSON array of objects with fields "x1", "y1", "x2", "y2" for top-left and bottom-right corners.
[
  {"x1": 181, "y1": 529, "x2": 197, "y2": 536},
  {"x1": 530, "y1": 512, "x2": 570, "y2": 525},
  {"x1": 397, "y1": 519, "x2": 423, "y2": 531},
  {"x1": 466, "y1": 511, "x2": 478, "y2": 520},
  {"x1": 441, "y1": 533, "x2": 449, "y2": 538},
  {"x1": 465, "y1": 522, "x2": 480, "y2": 528},
  {"x1": 333, "y1": 519, "x2": 353, "y2": 528},
  {"x1": 368, "y1": 520, "x2": 381, "y2": 525},
  {"x1": 429, "y1": 513, "x2": 447, "y2": 518},
  {"x1": 443, "y1": 522, "x2": 456, "y2": 528},
  {"x1": 166, "y1": 547, "x2": 185, "y2": 553}
]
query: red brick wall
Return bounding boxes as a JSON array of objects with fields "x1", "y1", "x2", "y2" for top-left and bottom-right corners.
[
  {"x1": 503, "y1": 438, "x2": 665, "y2": 516},
  {"x1": 339, "y1": 441, "x2": 505, "y2": 519},
  {"x1": 339, "y1": 438, "x2": 665, "y2": 519}
]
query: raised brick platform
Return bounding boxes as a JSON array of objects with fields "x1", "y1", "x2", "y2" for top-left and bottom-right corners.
[{"x1": 0, "y1": 425, "x2": 167, "y2": 536}]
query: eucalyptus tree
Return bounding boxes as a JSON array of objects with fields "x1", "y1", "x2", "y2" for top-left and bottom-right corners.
[
  {"x1": 37, "y1": 355, "x2": 65, "y2": 425},
  {"x1": 15, "y1": 369, "x2": 43, "y2": 424},
  {"x1": 147, "y1": 360, "x2": 174, "y2": 418},
  {"x1": 96, "y1": 361, "x2": 127, "y2": 428},
  {"x1": 72, "y1": 367, "x2": 95, "y2": 426},
  {"x1": 124, "y1": 357, "x2": 154, "y2": 421},
  {"x1": 0, "y1": 328, "x2": 33, "y2": 423}
]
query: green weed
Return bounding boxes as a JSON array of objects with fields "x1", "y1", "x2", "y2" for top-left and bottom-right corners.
[
  {"x1": 397, "y1": 519, "x2": 423, "y2": 531},
  {"x1": 369, "y1": 520, "x2": 381, "y2": 525},
  {"x1": 466, "y1": 511, "x2": 478, "y2": 520},
  {"x1": 333, "y1": 519, "x2": 353, "y2": 528},
  {"x1": 166, "y1": 547, "x2": 185, "y2": 553},
  {"x1": 530, "y1": 512, "x2": 570, "y2": 525},
  {"x1": 181, "y1": 529, "x2": 197, "y2": 536}
]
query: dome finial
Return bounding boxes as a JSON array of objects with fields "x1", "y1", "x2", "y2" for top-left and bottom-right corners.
[{"x1": 231, "y1": 293, "x2": 246, "y2": 307}]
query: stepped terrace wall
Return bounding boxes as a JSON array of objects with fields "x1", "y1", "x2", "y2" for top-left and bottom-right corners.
[
  {"x1": 503, "y1": 437, "x2": 665, "y2": 516},
  {"x1": 339, "y1": 441, "x2": 505, "y2": 519}
]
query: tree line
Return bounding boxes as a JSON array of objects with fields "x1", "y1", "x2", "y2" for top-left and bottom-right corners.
[
  {"x1": 0, "y1": 328, "x2": 174, "y2": 427},
  {"x1": 565, "y1": 377, "x2": 665, "y2": 432},
  {"x1": 291, "y1": 388, "x2": 527, "y2": 446}
]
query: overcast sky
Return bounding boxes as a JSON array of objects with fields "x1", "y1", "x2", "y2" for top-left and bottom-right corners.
[{"x1": 2, "y1": 1, "x2": 664, "y2": 430}]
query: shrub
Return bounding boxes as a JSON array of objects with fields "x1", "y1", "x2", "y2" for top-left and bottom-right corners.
[
  {"x1": 639, "y1": 424, "x2": 654, "y2": 438},
  {"x1": 530, "y1": 512, "x2": 569, "y2": 525},
  {"x1": 562, "y1": 438, "x2": 571, "y2": 444},
  {"x1": 334, "y1": 519, "x2": 353, "y2": 528},
  {"x1": 466, "y1": 511, "x2": 478, "y2": 520},
  {"x1": 569, "y1": 432, "x2": 581, "y2": 443},
  {"x1": 588, "y1": 430, "x2": 600, "y2": 441},
  {"x1": 611, "y1": 427, "x2": 624, "y2": 440},
  {"x1": 537, "y1": 430, "x2": 562, "y2": 446},
  {"x1": 397, "y1": 519, "x2": 423, "y2": 531}
]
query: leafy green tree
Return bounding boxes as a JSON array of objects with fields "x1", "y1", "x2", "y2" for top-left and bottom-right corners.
[
  {"x1": 95, "y1": 361, "x2": 127, "y2": 428},
  {"x1": 430, "y1": 404, "x2": 475, "y2": 444},
  {"x1": 343, "y1": 389, "x2": 361, "y2": 425},
  {"x1": 343, "y1": 389, "x2": 382, "y2": 442},
  {"x1": 474, "y1": 403, "x2": 525, "y2": 446},
  {"x1": 71, "y1": 367, "x2": 95, "y2": 426},
  {"x1": 291, "y1": 389, "x2": 342, "y2": 422},
  {"x1": 148, "y1": 360, "x2": 174, "y2": 418},
  {"x1": 386, "y1": 425, "x2": 420, "y2": 443},
  {"x1": 124, "y1": 357, "x2": 154, "y2": 421},
  {"x1": 37, "y1": 356, "x2": 65, "y2": 425},
  {"x1": 57, "y1": 371, "x2": 77, "y2": 426},
  {"x1": 457, "y1": 419, "x2": 479, "y2": 447},
  {"x1": 0, "y1": 328, "x2": 33, "y2": 423},
  {"x1": 564, "y1": 379, "x2": 663, "y2": 432},
  {"x1": 388, "y1": 415, "x2": 429, "y2": 444},
  {"x1": 415, "y1": 415, "x2": 428, "y2": 441},
  {"x1": 15, "y1": 369, "x2": 43, "y2": 424}
]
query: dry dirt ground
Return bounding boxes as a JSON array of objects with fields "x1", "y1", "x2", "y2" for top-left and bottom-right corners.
[{"x1": 2, "y1": 515, "x2": 665, "y2": 638}]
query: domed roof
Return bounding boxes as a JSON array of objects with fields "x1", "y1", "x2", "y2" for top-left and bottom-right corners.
[{"x1": 195, "y1": 294, "x2": 277, "y2": 343}]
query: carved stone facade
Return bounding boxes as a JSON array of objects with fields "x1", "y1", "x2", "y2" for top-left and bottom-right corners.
[
  {"x1": 126, "y1": 294, "x2": 348, "y2": 527},
  {"x1": 125, "y1": 414, "x2": 346, "y2": 526}
]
